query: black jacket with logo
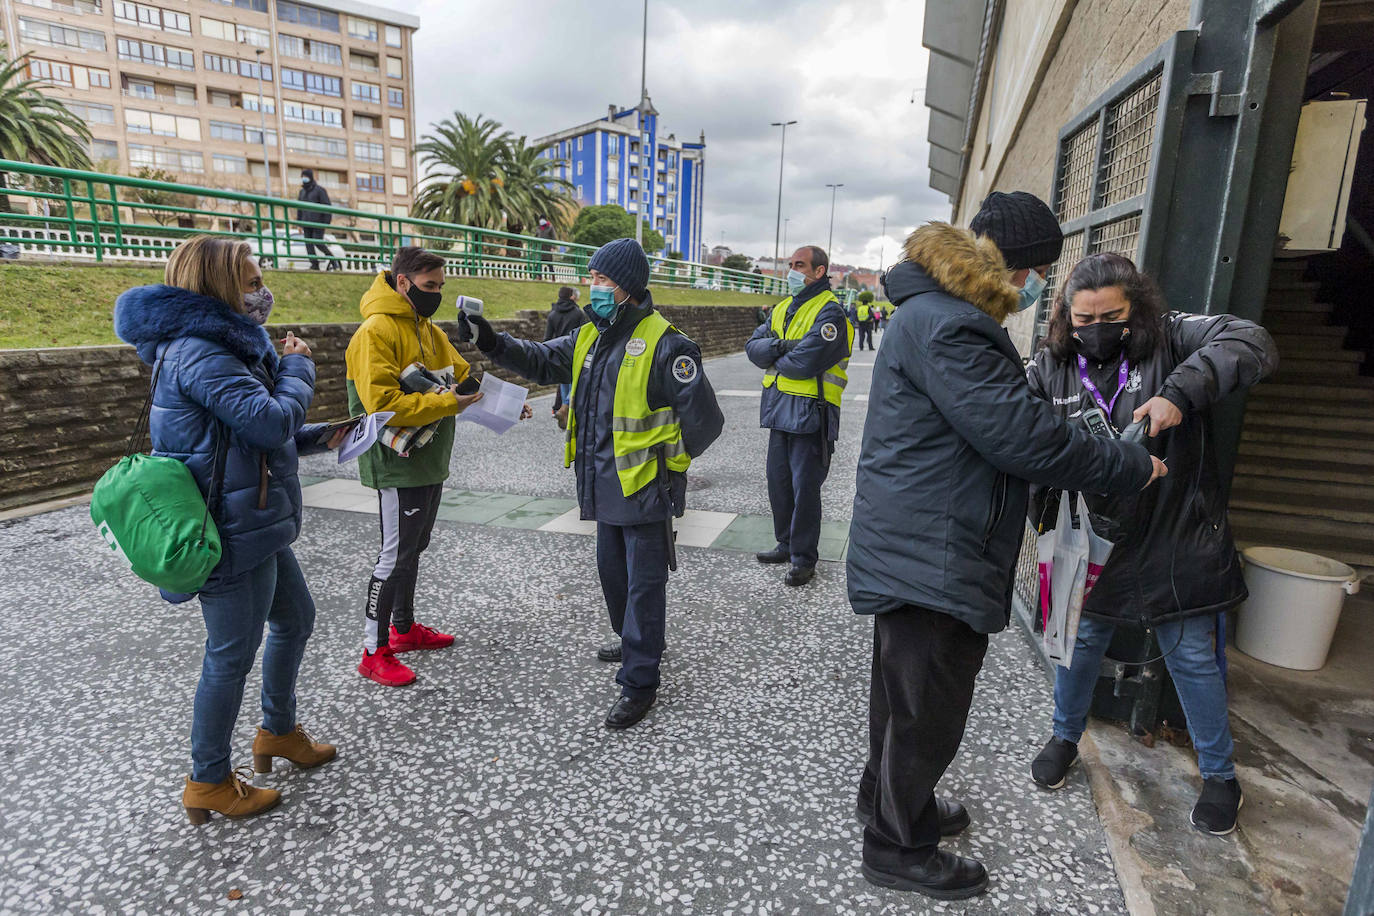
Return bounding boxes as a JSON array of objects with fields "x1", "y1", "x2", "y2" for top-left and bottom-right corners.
[{"x1": 1025, "y1": 312, "x2": 1278, "y2": 625}]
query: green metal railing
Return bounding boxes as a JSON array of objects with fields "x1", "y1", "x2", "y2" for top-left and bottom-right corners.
[{"x1": 0, "y1": 159, "x2": 786, "y2": 296}]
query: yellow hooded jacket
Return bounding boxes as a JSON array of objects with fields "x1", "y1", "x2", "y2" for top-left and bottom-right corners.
[{"x1": 345, "y1": 271, "x2": 471, "y2": 489}]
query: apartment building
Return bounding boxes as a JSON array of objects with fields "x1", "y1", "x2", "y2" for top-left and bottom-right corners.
[
  {"x1": 534, "y1": 93, "x2": 704, "y2": 257},
  {"x1": 0, "y1": 0, "x2": 419, "y2": 222}
]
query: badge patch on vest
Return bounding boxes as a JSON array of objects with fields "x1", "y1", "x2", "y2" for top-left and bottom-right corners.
[
  {"x1": 672, "y1": 356, "x2": 698, "y2": 383},
  {"x1": 625, "y1": 337, "x2": 648, "y2": 357},
  {"x1": 1126, "y1": 366, "x2": 1143, "y2": 393},
  {"x1": 820, "y1": 322, "x2": 838, "y2": 341}
]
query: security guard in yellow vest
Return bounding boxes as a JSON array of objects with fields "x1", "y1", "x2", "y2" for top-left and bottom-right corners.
[
  {"x1": 462, "y1": 239, "x2": 724, "y2": 729},
  {"x1": 746, "y1": 246, "x2": 854, "y2": 586}
]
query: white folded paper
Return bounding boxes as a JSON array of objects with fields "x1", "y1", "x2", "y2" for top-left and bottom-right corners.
[
  {"x1": 457, "y1": 373, "x2": 527, "y2": 435},
  {"x1": 337, "y1": 411, "x2": 396, "y2": 463}
]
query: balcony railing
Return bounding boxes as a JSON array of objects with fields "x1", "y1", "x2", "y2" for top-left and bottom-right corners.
[{"x1": 0, "y1": 159, "x2": 785, "y2": 295}]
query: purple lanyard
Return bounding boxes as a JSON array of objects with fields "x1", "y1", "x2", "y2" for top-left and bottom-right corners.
[{"x1": 1076, "y1": 354, "x2": 1130, "y2": 418}]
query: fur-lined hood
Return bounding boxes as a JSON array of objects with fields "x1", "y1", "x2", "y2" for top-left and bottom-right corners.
[
  {"x1": 886, "y1": 222, "x2": 1020, "y2": 324},
  {"x1": 115, "y1": 283, "x2": 275, "y2": 368}
]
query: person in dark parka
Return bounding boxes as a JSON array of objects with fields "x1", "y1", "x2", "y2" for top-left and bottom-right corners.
[
  {"x1": 1024, "y1": 252, "x2": 1277, "y2": 837},
  {"x1": 460, "y1": 238, "x2": 724, "y2": 730},
  {"x1": 847, "y1": 217, "x2": 1165, "y2": 900},
  {"x1": 544, "y1": 285, "x2": 587, "y2": 421},
  {"x1": 296, "y1": 169, "x2": 333, "y2": 271}
]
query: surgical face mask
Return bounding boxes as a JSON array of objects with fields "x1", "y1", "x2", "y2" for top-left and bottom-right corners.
[
  {"x1": 403, "y1": 277, "x2": 442, "y2": 318},
  {"x1": 786, "y1": 269, "x2": 808, "y2": 296},
  {"x1": 1017, "y1": 270, "x2": 1046, "y2": 312},
  {"x1": 301, "y1": 177, "x2": 310, "y2": 185},
  {"x1": 588, "y1": 283, "x2": 620, "y2": 319},
  {"x1": 1072, "y1": 319, "x2": 1130, "y2": 363},
  {"x1": 242, "y1": 286, "x2": 274, "y2": 325}
]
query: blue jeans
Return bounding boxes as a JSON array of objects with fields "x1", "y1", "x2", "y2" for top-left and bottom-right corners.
[
  {"x1": 191, "y1": 548, "x2": 316, "y2": 783},
  {"x1": 1052, "y1": 613, "x2": 1235, "y2": 780}
]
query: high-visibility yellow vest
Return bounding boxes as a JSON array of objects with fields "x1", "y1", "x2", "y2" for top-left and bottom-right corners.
[
  {"x1": 565, "y1": 311, "x2": 691, "y2": 497},
  {"x1": 857, "y1": 304, "x2": 871, "y2": 322},
  {"x1": 761, "y1": 290, "x2": 853, "y2": 408}
]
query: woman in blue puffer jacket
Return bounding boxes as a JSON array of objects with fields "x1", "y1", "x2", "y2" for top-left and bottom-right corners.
[{"x1": 115, "y1": 236, "x2": 341, "y2": 824}]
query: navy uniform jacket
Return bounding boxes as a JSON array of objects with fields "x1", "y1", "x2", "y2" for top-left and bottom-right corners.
[
  {"x1": 743, "y1": 279, "x2": 852, "y2": 439},
  {"x1": 487, "y1": 292, "x2": 724, "y2": 526}
]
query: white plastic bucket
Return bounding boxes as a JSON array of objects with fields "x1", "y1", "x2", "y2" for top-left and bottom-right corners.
[{"x1": 1236, "y1": 547, "x2": 1361, "y2": 671}]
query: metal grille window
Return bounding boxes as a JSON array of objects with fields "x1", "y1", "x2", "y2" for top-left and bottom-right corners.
[
  {"x1": 1056, "y1": 123, "x2": 1099, "y2": 223},
  {"x1": 1088, "y1": 214, "x2": 1143, "y2": 256},
  {"x1": 1098, "y1": 73, "x2": 1163, "y2": 208},
  {"x1": 1036, "y1": 230, "x2": 1085, "y2": 339}
]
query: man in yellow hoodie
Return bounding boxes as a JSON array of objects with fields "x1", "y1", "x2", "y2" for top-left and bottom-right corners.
[{"x1": 346, "y1": 246, "x2": 482, "y2": 687}]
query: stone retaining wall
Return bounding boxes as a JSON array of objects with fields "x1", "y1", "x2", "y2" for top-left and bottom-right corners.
[{"x1": 0, "y1": 304, "x2": 762, "y2": 511}]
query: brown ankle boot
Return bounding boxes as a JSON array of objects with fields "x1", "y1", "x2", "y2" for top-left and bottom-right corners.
[
  {"x1": 252, "y1": 724, "x2": 337, "y2": 773},
  {"x1": 183, "y1": 767, "x2": 281, "y2": 825}
]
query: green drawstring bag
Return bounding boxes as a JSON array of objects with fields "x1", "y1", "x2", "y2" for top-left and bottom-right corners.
[{"x1": 91, "y1": 360, "x2": 227, "y2": 594}]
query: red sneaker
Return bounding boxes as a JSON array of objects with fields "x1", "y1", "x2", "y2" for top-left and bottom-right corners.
[
  {"x1": 357, "y1": 646, "x2": 415, "y2": 686},
  {"x1": 389, "y1": 622, "x2": 455, "y2": 653}
]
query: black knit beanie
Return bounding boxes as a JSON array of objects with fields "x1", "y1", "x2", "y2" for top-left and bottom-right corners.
[
  {"x1": 969, "y1": 191, "x2": 1063, "y2": 270},
  {"x1": 588, "y1": 238, "x2": 650, "y2": 301}
]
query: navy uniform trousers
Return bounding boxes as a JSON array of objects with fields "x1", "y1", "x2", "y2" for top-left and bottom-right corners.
[
  {"x1": 767, "y1": 428, "x2": 831, "y2": 569},
  {"x1": 595, "y1": 521, "x2": 669, "y2": 700}
]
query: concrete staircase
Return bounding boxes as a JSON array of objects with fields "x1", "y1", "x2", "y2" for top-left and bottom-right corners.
[{"x1": 1229, "y1": 258, "x2": 1374, "y2": 578}]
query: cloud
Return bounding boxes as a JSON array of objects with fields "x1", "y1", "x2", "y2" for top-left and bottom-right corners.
[{"x1": 410, "y1": 0, "x2": 951, "y2": 266}]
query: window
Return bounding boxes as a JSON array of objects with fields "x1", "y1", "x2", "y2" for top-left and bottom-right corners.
[
  {"x1": 354, "y1": 113, "x2": 378, "y2": 133},
  {"x1": 384, "y1": 24, "x2": 401, "y2": 47},
  {"x1": 206, "y1": 0, "x2": 267, "y2": 10},
  {"x1": 390, "y1": 175, "x2": 407, "y2": 196},
  {"x1": 577, "y1": 161, "x2": 584, "y2": 177},
  {"x1": 128, "y1": 143, "x2": 203, "y2": 173},
  {"x1": 88, "y1": 68, "x2": 112, "y2": 88},
  {"x1": 277, "y1": 33, "x2": 341, "y2": 64},
  {"x1": 606, "y1": 160, "x2": 618, "y2": 180},
  {"x1": 200, "y1": 16, "x2": 232, "y2": 40},
  {"x1": 607, "y1": 181, "x2": 619, "y2": 197},
  {"x1": 86, "y1": 138, "x2": 119, "y2": 161},
  {"x1": 204, "y1": 52, "x2": 269, "y2": 79},
  {"x1": 386, "y1": 87, "x2": 403, "y2": 108},
  {"x1": 385, "y1": 56, "x2": 402, "y2": 78},
  {"x1": 281, "y1": 68, "x2": 340, "y2": 96},
  {"x1": 29, "y1": 59, "x2": 71, "y2": 85},
  {"x1": 389, "y1": 146, "x2": 407, "y2": 169},
  {"x1": 113, "y1": 2, "x2": 190, "y2": 34},
  {"x1": 16, "y1": 0, "x2": 101, "y2": 14},
  {"x1": 576, "y1": 184, "x2": 583, "y2": 198},
  {"x1": 242, "y1": 93, "x2": 274, "y2": 113},
  {"x1": 352, "y1": 81, "x2": 380, "y2": 104},
  {"x1": 288, "y1": 167, "x2": 341, "y2": 188},
  {"x1": 118, "y1": 37, "x2": 194, "y2": 70},
  {"x1": 213, "y1": 154, "x2": 247, "y2": 174},
  {"x1": 18, "y1": 17, "x2": 107, "y2": 50},
  {"x1": 209, "y1": 120, "x2": 276, "y2": 145},
  {"x1": 356, "y1": 172, "x2": 384, "y2": 192},
  {"x1": 388, "y1": 117, "x2": 404, "y2": 140},
  {"x1": 64, "y1": 100, "x2": 115, "y2": 125},
  {"x1": 208, "y1": 90, "x2": 232, "y2": 107},
  {"x1": 125, "y1": 109, "x2": 201, "y2": 141},
  {"x1": 392, "y1": 204, "x2": 408, "y2": 217},
  {"x1": 277, "y1": 0, "x2": 338, "y2": 31},
  {"x1": 285, "y1": 131, "x2": 345, "y2": 157},
  {"x1": 282, "y1": 99, "x2": 342, "y2": 127},
  {"x1": 355, "y1": 141, "x2": 384, "y2": 163},
  {"x1": 124, "y1": 77, "x2": 153, "y2": 98},
  {"x1": 349, "y1": 50, "x2": 379, "y2": 72},
  {"x1": 577, "y1": 135, "x2": 584, "y2": 152},
  {"x1": 347, "y1": 15, "x2": 376, "y2": 40}
]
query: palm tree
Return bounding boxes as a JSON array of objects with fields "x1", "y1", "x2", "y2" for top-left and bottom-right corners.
[
  {"x1": 498, "y1": 134, "x2": 575, "y2": 236},
  {"x1": 0, "y1": 45, "x2": 93, "y2": 212},
  {"x1": 412, "y1": 113, "x2": 511, "y2": 231}
]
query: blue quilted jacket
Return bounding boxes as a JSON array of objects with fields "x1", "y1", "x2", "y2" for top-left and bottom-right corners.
[{"x1": 114, "y1": 284, "x2": 324, "y2": 591}]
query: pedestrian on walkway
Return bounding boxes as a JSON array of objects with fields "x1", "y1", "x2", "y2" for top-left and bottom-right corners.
[
  {"x1": 544, "y1": 285, "x2": 586, "y2": 428},
  {"x1": 746, "y1": 245, "x2": 854, "y2": 587},
  {"x1": 1025, "y1": 252, "x2": 1276, "y2": 836},
  {"x1": 114, "y1": 236, "x2": 342, "y2": 825},
  {"x1": 536, "y1": 217, "x2": 556, "y2": 279},
  {"x1": 460, "y1": 238, "x2": 725, "y2": 729},
  {"x1": 345, "y1": 247, "x2": 486, "y2": 687},
  {"x1": 296, "y1": 169, "x2": 334, "y2": 271},
  {"x1": 846, "y1": 199, "x2": 1167, "y2": 900},
  {"x1": 854, "y1": 292, "x2": 877, "y2": 351}
]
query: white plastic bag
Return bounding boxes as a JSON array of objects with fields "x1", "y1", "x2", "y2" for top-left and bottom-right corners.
[{"x1": 1043, "y1": 494, "x2": 1114, "y2": 669}]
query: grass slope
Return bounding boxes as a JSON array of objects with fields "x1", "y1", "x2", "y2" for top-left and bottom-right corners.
[{"x1": 0, "y1": 262, "x2": 773, "y2": 349}]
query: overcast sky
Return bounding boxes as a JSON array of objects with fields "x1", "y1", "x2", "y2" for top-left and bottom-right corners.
[{"x1": 407, "y1": 0, "x2": 950, "y2": 268}]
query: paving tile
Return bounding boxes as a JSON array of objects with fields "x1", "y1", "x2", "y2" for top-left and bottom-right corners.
[{"x1": 538, "y1": 508, "x2": 599, "y2": 536}]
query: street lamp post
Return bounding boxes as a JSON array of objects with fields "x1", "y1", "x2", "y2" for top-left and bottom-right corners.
[
  {"x1": 782, "y1": 217, "x2": 790, "y2": 265},
  {"x1": 825, "y1": 183, "x2": 844, "y2": 257},
  {"x1": 254, "y1": 47, "x2": 271, "y2": 199},
  {"x1": 879, "y1": 215, "x2": 887, "y2": 272},
  {"x1": 771, "y1": 119, "x2": 796, "y2": 274},
  {"x1": 635, "y1": 0, "x2": 647, "y2": 248}
]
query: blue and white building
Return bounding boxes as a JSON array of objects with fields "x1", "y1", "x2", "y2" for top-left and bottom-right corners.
[{"x1": 535, "y1": 93, "x2": 704, "y2": 258}]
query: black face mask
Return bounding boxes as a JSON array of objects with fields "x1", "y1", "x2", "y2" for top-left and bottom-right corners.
[
  {"x1": 1072, "y1": 320, "x2": 1129, "y2": 363},
  {"x1": 403, "y1": 277, "x2": 442, "y2": 318}
]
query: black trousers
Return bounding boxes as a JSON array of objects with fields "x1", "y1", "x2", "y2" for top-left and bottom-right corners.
[
  {"x1": 364, "y1": 484, "x2": 443, "y2": 650},
  {"x1": 302, "y1": 225, "x2": 326, "y2": 266},
  {"x1": 859, "y1": 603, "x2": 988, "y2": 859},
  {"x1": 766, "y1": 428, "x2": 831, "y2": 568},
  {"x1": 857, "y1": 322, "x2": 875, "y2": 350},
  {"x1": 595, "y1": 521, "x2": 669, "y2": 699}
]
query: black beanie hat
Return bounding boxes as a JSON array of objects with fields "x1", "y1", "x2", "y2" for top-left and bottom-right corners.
[
  {"x1": 588, "y1": 238, "x2": 650, "y2": 300},
  {"x1": 969, "y1": 191, "x2": 1063, "y2": 270}
]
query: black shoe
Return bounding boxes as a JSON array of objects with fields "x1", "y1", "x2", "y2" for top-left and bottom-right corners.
[
  {"x1": 1031, "y1": 736, "x2": 1079, "y2": 790},
  {"x1": 755, "y1": 546, "x2": 789, "y2": 564},
  {"x1": 604, "y1": 694, "x2": 655, "y2": 729},
  {"x1": 1190, "y1": 777, "x2": 1243, "y2": 836},
  {"x1": 784, "y1": 565, "x2": 815, "y2": 587},
  {"x1": 856, "y1": 795, "x2": 970, "y2": 837},
  {"x1": 596, "y1": 643, "x2": 622, "y2": 663},
  {"x1": 861, "y1": 849, "x2": 988, "y2": 900}
]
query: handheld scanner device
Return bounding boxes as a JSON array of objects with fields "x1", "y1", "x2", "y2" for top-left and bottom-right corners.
[
  {"x1": 1080, "y1": 406, "x2": 1117, "y2": 438},
  {"x1": 457, "y1": 295, "x2": 484, "y2": 318}
]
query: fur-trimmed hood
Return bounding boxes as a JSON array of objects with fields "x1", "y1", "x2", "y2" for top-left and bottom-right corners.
[
  {"x1": 115, "y1": 284, "x2": 275, "y2": 368},
  {"x1": 886, "y1": 222, "x2": 1020, "y2": 324}
]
